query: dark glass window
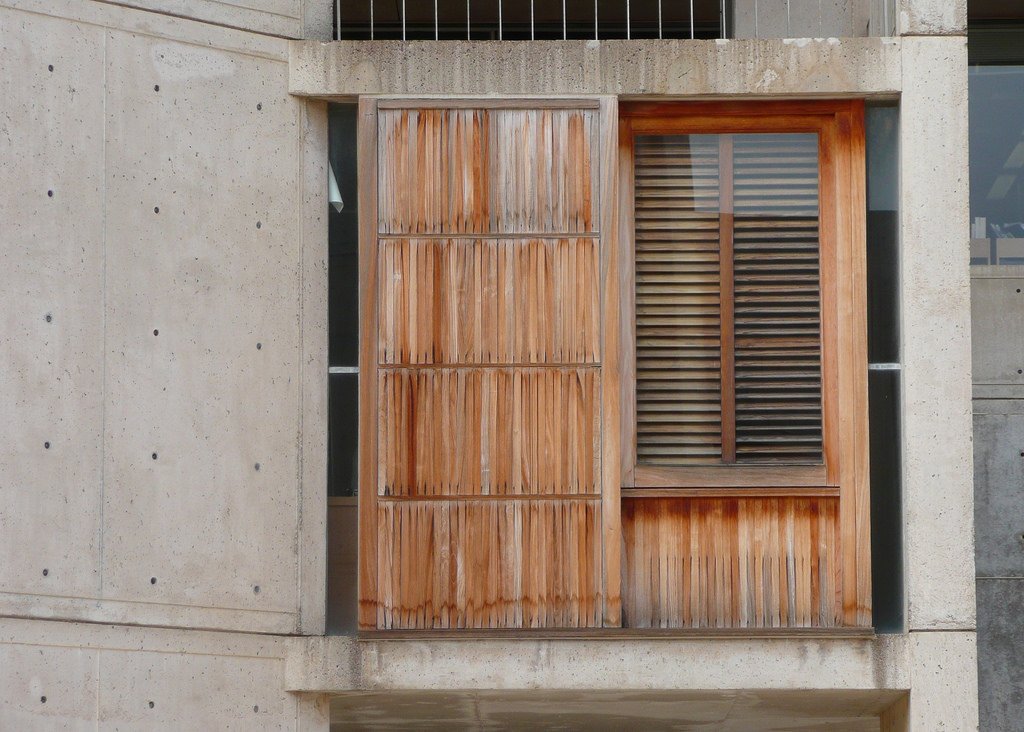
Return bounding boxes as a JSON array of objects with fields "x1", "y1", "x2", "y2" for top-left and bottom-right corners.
[
  {"x1": 865, "y1": 102, "x2": 903, "y2": 633},
  {"x1": 328, "y1": 102, "x2": 359, "y2": 499}
]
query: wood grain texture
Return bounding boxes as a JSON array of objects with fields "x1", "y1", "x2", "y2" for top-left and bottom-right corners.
[
  {"x1": 376, "y1": 499, "x2": 603, "y2": 629},
  {"x1": 622, "y1": 496, "x2": 841, "y2": 629},
  {"x1": 357, "y1": 97, "x2": 380, "y2": 630},
  {"x1": 378, "y1": 108, "x2": 597, "y2": 236},
  {"x1": 365, "y1": 99, "x2": 607, "y2": 630},
  {"x1": 378, "y1": 368, "x2": 600, "y2": 497},
  {"x1": 377, "y1": 238, "x2": 599, "y2": 365}
]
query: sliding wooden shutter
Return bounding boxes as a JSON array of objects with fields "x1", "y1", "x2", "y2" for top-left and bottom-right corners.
[
  {"x1": 359, "y1": 99, "x2": 619, "y2": 630},
  {"x1": 619, "y1": 102, "x2": 870, "y2": 629}
]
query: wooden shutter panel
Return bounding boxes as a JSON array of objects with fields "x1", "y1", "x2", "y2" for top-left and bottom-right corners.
[
  {"x1": 360, "y1": 100, "x2": 617, "y2": 630},
  {"x1": 633, "y1": 135, "x2": 723, "y2": 466},
  {"x1": 620, "y1": 102, "x2": 870, "y2": 630},
  {"x1": 733, "y1": 133, "x2": 824, "y2": 463}
]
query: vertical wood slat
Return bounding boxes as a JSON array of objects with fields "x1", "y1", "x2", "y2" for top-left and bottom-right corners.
[
  {"x1": 378, "y1": 238, "x2": 599, "y2": 365},
  {"x1": 378, "y1": 108, "x2": 597, "y2": 236},
  {"x1": 358, "y1": 97, "x2": 381, "y2": 630},
  {"x1": 378, "y1": 368, "x2": 600, "y2": 496},
  {"x1": 621, "y1": 496, "x2": 841, "y2": 629},
  {"x1": 599, "y1": 96, "x2": 621, "y2": 626},
  {"x1": 376, "y1": 499, "x2": 602, "y2": 630}
]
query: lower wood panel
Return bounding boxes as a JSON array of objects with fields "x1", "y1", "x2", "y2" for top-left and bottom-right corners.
[
  {"x1": 622, "y1": 497, "x2": 840, "y2": 629},
  {"x1": 376, "y1": 499, "x2": 602, "y2": 629}
]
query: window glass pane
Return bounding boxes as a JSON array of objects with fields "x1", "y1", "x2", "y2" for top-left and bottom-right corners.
[
  {"x1": 732, "y1": 133, "x2": 822, "y2": 464},
  {"x1": 633, "y1": 132, "x2": 823, "y2": 467},
  {"x1": 329, "y1": 104, "x2": 359, "y2": 368},
  {"x1": 328, "y1": 372, "x2": 359, "y2": 497},
  {"x1": 969, "y1": 31, "x2": 1024, "y2": 265}
]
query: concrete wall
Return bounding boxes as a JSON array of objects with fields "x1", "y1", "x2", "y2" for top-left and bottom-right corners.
[
  {"x1": 0, "y1": 0, "x2": 327, "y2": 726},
  {"x1": 0, "y1": 0, "x2": 978, "y2": 729},
  {"x1": 971, "y1": 265, "x2": 1024, "y2": 731}
]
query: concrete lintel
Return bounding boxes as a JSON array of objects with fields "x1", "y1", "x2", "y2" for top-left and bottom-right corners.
[
  {"x1": 286, "y1": 634, "x2": 910, "y2": 693},
  {"x1": 288, "y1": 38, "x2": 902, "y2": 99}
]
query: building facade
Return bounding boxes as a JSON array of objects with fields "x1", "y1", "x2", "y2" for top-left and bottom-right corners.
[{"x1": 0, "y1": 0, "x2": 1010, "y2": 729}]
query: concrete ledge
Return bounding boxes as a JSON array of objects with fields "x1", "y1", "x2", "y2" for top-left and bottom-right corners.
[
  {"x1": 287, "y1": 634, "x2": 910, "y2": 693},
  {"x1": 288, "y1": 38, "x2": 903, "y2": 99}
]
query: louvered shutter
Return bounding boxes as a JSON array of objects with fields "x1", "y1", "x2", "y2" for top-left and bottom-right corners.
[{"x1": 620, "y1": 102, "x2": 870, "y2": 630}]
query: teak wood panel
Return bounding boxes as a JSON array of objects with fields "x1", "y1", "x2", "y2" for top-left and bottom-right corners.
[
  {"x1": 378, "y1": 238, "x2": 599, "y2": 365},
  {"x1": 619, "y1": 101, "x2": 870, "y2": 629},
  {"x1": 376, "y1": 499, "x2": 602, "y2": 629},
  {"x1": 622, "y1": 497, "x2": 840, "y2": 629},
  {"x1": 377, "y1": 108, "x2": 597, "y2": 235},
  {"x1": 362, "y1": 99, "x2": 613, "y2": 631},
  {"x1": 378, "y1": 368, "x2": 600, "y2": 497}
]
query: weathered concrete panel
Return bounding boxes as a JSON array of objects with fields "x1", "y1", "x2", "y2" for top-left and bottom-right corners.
[
  {"x1": 971, "y1": 277, "x2": 1024, "y2": 387},
  {"x1": 289, "y1": 634, "x2": 909, "y2": 692},
  {"x1": 973, "y1": 413, "x2": 1024, "y2": 578},
  {"x1": 977, "y1": 579, "x2": 1024, "y2": 732},
  {"x1": 906, "y1": 631, "x2": 978, "y2": 731},
  {"x1": 0, "y1": 644, "x2": 98, "y2": 730},
  {"x1": 898, "y1": 35, "x2": 975, "y2": 631},
  {"x1": 0, "y1": 617, "x2": 329, "y2": 730},
  {"x1": 289, "y1": 38, "x2": 902, "y2": 99},
  {"x1": 99, "y1": 0, "x2": 304, "y2": 38},
  {"x1": 898, "y1": 0, "x2": 966, "y2": 36},
  {"x1": 0, "y1": 5, "x2": 105, "y2": 601},
  {"x1": 100, "y1": 28, "x2": 303, "y2": 628}
]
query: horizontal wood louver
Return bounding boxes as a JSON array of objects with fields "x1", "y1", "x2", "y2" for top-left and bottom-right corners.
[
  {"x1": 633, "y1": 135, "x2": 723, "y2": 466},
  {"x1": 733, "y1": 134, "x2": 823, "y2": 463}
]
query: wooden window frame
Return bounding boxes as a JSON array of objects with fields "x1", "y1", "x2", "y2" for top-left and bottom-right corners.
[
  {"x1": 617, "y1": 100, "x2": 871, "y2": 627},
  {"x1": 618, "y1": 101, "x2": 867, "y2": 491}
]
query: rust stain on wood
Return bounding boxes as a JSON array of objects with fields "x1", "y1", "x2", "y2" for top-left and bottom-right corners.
[
  {"x1": 376, "y1": 499, "x2": 603, "y2": 629},
  {"x1": 622, "y1": 496, "x2": 840, "y2": 629},
  {"x1": 378, "y1": 238, "x2": 599, "y2": 365},
  {"x1": 378, "y1": 368, "x2": 600, "y2": 497}
]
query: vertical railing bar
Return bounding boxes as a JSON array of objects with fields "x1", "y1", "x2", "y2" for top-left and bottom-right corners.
[
  {"x1": 658, "y1": 0, "x2": 663, "y2": 39},
  {"x1": 499, "y1": 0, "x2": 503, "y2": 40},
  {"x1": 690, "y1": 0, "x2": 695, "y2": 39},
  {"x1": 594, "y1": 0, "x2": 598, "y2": 39},
  {"x1": 563, "y1": 0, "x2": 567, "y2": 39},
  {"x1": 786, "y1": 0, "x2": 791, "y2": 37},
  {"x1": 466, "y1": 0, "x2": 470, "y2": 40},
  {"x1": 720, "y1": 0, "x2": 725, "y2": 38},
  {"x1": 370, "y1": 0, "x2": 375, "y2": 40},
  {"x1": 335, "y1": 0, "x2": 341, "y2": 40},
  {"x1": 435, "y1": 0, "x2": 439, "y2": 40},
  {"x1": 754, "y1": 0, "x2": 758, "y2": 38},
  {"x1": 531, "y1": 0, "x2": 535, "y2": 40},
  {"x1": 626, "y1": 0, "x2": 631, "y2": 40},
  {"x1": 401, "y1": 0, "x2": 406, "y2": 40}
]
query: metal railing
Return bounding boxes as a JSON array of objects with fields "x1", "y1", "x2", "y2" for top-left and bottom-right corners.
[
  {"x1": 331, "y1": 1, "x2": 895, "y2": 42},
  {"x1": 333, "y1": 0, "x2": 727, "y2": 41}
]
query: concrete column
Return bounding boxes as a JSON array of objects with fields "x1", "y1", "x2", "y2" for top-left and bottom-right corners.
[{"x1": 898, "y1": 32, "x2": 979, "y2": 732}]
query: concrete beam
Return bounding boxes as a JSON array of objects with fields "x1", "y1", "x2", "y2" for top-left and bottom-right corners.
[
  {"x1": 289, "y1": 38, "x2": 902, "y2": 99},
  {"x1": 286, "y1": 634, "x2": 910, "y2": 693},
  {"x1": 898, "y1": 0, "x2": 966, "y2": 36}
]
